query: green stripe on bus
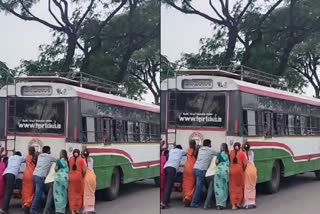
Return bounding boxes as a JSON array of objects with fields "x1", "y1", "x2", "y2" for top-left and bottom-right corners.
[
  {"x1": 253, "y1": 148, "x2": 320, "y2": 183},
  {"x1": 92, "y1": 155, "x2": 159, "y2": 190}
]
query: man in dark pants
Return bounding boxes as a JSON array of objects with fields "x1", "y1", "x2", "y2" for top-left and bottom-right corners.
[
  {"x1": 43, "y1": 163, "x2": 56, "y2": 214},
  {"x1": 161, "y1": 145, "x2": 186, "y2": 209},
  {"x1": 191, "y1": 139, "x2": 216, "y2": 208},
  {"x1": 31, "y1": 146, "x2": 56, "y2": 214},
  {"x1": 0, "y1": 151, "x2": 25, "y2": 214}
]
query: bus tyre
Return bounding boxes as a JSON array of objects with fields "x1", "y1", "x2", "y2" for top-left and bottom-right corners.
[
  {"x1": 103, "y1": 167, "x2": 120, "y2": 201},
  {"x1": 265, "y1": 161, "x2": 281, "y2": 194},
  {"x1": 154, "y1": 177, "x2": 160, "y2": 187},
  {"x1": 314, "y1": 170, "x2": 320, "y2": 180}
]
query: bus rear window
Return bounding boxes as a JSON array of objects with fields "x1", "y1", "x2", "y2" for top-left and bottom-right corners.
[
  {"x1": 8, "y1": 99, "x2": 65, "y2": 134},
  {"x1": 168, "y1": 92, "x2": 226, "y2": 127}
]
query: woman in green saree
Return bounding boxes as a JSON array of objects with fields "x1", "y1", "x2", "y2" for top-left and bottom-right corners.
[
  {"x1": 214, "y1": 143, "x2": 230, "y2": 210},
  {"x1": 53, "y1": 150, "x2": 69, "y2": 214}
]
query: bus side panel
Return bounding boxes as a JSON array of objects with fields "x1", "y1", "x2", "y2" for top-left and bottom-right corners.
[
  {"x1": 93, "y1": 153, "x2": 160, "y2": 190},
  {"x1": 92, "y1": 154, "x2": 114, "y2": 190}
]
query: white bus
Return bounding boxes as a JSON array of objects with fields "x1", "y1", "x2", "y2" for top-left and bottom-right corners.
[
  {"x1": 0, "y1": 73, "x2": 160, "y2": 200},
  {"x1": 161, "y1": 66, "x2": 320, "y2": 193}
]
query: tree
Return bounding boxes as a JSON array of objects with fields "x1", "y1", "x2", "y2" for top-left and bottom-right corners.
[
  {"x1": 242, "y1": 0, "x2": 320, "y2": 74},
  {"x1": 81, "y1": 0, "x2": 159, "y2": 82},
  {"x1": 163, "y1": 0, "x2": 283, "y2": 65},
  {"x1": 0, "y1": 61, "x2": 14, "y2": 87},
  {"x1": 128, "y1": 40, "x2": 160, "y2": 104},
  {"x1": 16, "y1": 0, "x2": 159, "y2": 100},
  {"x1": 160, "y1": 55, "x2": 176, "y2": 82},
  {"x1": 290, "y1": 35, "x2": 320, "y2": 97},
  {"x1": 0, "y1": 0, "x2": 132, "y2": 73}
]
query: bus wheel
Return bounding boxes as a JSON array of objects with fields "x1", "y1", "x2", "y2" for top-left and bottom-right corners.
[
  {"x1": 103, "y1": 167, "x2": 121, "y2": 201},
  {"x1": 264, "y1": 161, "x2": 281, "y2": 194},
  {"x1": 154, "y1": 177, "x2": 160, "y2": 187},
  {"x1": 314, "y1": 170, "x2": 320, "y2": 180}
]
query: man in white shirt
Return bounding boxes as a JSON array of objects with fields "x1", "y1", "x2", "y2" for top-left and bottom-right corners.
[
  {"x1": 161, "y1": 145, "x2": 186, "y2": 209},
  {"x1": 0, "y1": 151, "x2": 25, "y2": 214},
  {"x1": 191, "y1": 139, "x2": 216, "y2": 208}
]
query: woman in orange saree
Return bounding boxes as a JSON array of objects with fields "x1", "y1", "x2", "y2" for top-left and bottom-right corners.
[
  {"x1": 82, "y1": 149, "x2": 97, "y2": 214},
  {"x1": 68, "y1": 149, "x2": 86, "y2": 214},
  {"x1": 182, "y1": 140, "x2": 197, "y2": 207},
  {"x1": 22, "y1": 147, "x2": 36, "y2": 212},
  {"x1": 229, "y1": 142, "x2": 247, "y2": 210},
  {"x1": 243, "y1": 143, "x2": 257, "y2": 209}
]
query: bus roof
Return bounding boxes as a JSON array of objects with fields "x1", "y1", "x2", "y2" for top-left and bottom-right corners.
[
  {"x1": 0, "y1": 82, "x2": 159, "y2": 113},
  {"x1": 161, "y1": 75, "x2": 320, "y2": 107}
]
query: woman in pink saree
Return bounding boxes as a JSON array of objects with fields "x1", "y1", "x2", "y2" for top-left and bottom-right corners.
[
  {"x1": 160, "y1": 141, "x2": 168, "y2": 202},
  {"x1": 0, "y1": 147, "x2": 7, "y2": 208}
]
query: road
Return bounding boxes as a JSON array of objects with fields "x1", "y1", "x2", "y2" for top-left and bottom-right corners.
[
  {"x1": 162, "y1": 173, "x2": 320, "y2": 214},
  {"x1": 9, "y1": 179, "x2": 160, "y2": 214}
]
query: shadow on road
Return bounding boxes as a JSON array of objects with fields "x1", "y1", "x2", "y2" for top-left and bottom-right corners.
[
  {"x1": 168, "y1": 173, "x2": 319, "y2": 205},
  {"x1": 96, "y1": 179, "x2": 158, "y2": 202}
]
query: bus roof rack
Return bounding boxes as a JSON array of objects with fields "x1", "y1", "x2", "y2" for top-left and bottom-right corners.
[
  {"x1": 176, "y1": 65, "x2": 285, "y2": 88},
  {"x1": 15, "y1": 72, "x2": 124, "y2": 95}
]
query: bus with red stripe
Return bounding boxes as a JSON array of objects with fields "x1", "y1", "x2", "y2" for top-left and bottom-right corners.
[
  {"x1": 0, "y1": 73, "x2": 160, "y2": 200},
  {"x1": 161, "y1": 66, "x2": 320, "y2": 193}
]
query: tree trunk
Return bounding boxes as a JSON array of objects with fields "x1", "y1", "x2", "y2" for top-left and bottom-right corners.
[
  {"x1": 315, "y1": 88, "x2": 320, "y2": 98},
  {"x1": 223, "y1": 27, "x2": 238, "y2": 66},
  {"x1": 62, "y1": 34, "x2": 77, "y2": 74}
]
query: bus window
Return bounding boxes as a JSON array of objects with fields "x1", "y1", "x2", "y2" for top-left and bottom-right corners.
[
  {"x1": 133, "y1": 122, "x2": 140, "y2": 142},
  {"x1": 145, "y1": 124, "x2": 151, "y2": 141},
  {"x1": 243, "y1": 110, "x2": 256, "y2": 136},
  {"x1": 82, "y1": 117, "x2": 87, "y2": 142},
  {"x1": 128, "y1": 121, "x2": 134, "y2": 141},
  {"x1": 169, "y1": 92, "x2": 225, "y2": 128},
  {"x1": 151, "y1": 124, "x2": 160, "y2": 141},
  {"x1": 288, "y1": 115, "x2": 295, "y2": 135},
  {"x1": 140, "y1": 123, "x2": 146, "y2": 142},
  {"x1": 311, "y1": 117, "x2": 320, "y2": 135},
  {"x1": 301, "y1": 116, "x2": 307, "y2": 135},
  {"x1": 86, "y1": 117, "x2": 96, "y2": 142},
  {"x1": 102, "y1": 118, "x2": 111, "y2": 143},
  {"x1": 10, "y1": 99, "x2": 65, "y2": 134},
  {"x1": 123, "y1": 121, "x2": 128, "y2": 141},
  {"x1": 294, "y1": 116, "x2": 301, "y2": 135},
  {"x1": 263, "y1": 111, "x2": 272, "y2": 137}
]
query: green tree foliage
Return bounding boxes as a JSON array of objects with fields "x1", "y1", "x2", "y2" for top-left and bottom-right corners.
[
  {"x1": 176, "y1": 0, "x2": 320, "y2": 94},
  {"x1": 289, "y1": 35, "x2": 320, "y2": 97},
  {"x1": 0, "y1": 61, "x2": 14, "y2": 87},
  {"x1": 9, "y1": 0, "x2": 159, "y2": 103}
]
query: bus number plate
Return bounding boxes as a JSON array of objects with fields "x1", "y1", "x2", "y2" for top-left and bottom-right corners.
[
  {"x1": 21, "y1": 86, "x2": 53, "y2": 96},
  {"x1": 182, "y1": 79, "x2": 213, "y2": 89}
]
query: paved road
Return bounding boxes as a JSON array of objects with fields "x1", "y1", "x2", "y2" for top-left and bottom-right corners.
[
  {"x1": 9, "y1": 179, "x2": 160, "y2": 214},
  {"x1": 162, "y1": 173, "x2": 320, "y2": 214}
]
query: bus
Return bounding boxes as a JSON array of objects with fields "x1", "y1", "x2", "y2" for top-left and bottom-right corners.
[
  {"x1": 0, "y1": 72, "x2": 160, "y2": 200},
  {"x1": 161, "y1": 66, "x2": 320, "y2": 193}
]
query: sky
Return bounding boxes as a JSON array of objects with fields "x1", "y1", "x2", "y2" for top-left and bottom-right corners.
[
  {"x1": 0, "y1": 1, "x2": 315, "y2": 99},
  {"x1": 161, "y1": 0, "x2": 315, "y2": 97},
  {"x1": 0, "y1": 1, "x2": 155, "y2": 103}
]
